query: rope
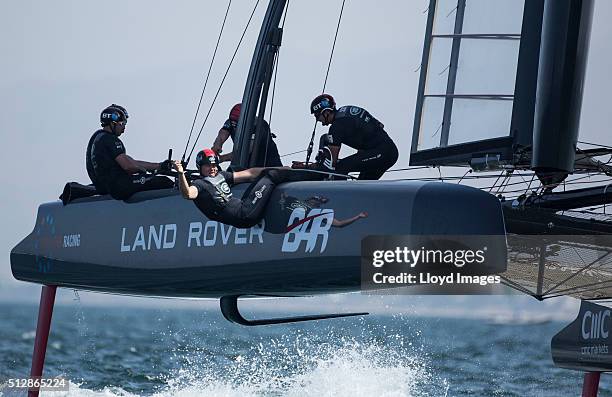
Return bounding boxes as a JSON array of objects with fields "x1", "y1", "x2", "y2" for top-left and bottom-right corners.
[
  {"x1": 305, "y1": 0, "x2": 347, "y2": 165},
  {"x1": 578, "y1": 140, "x2": 612, "y2": 150},
  {"x1": 322, "y1": 0, "x2": 346, "y2": 93},
  {"x1": 186, "y1": 0, "x2": 262, "y2": 165},
  {"x1": 280, "y1": 149, "x2": 308, "y2": 158},
  {"x1": 182, "y1": 0, "x2": 232, "y2": 162}
]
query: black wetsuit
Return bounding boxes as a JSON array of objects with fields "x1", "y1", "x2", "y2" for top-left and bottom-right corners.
[
  {"x1": 222, "y1": 119, "x2": 283, "y2": 167},
  {"x1": 86, "y1": 129, "x2": 173, "y2": 200},
  {"x1": 328, "y1": 106, "x2": 398, "y2": 180},
  {"x1": 192, "y1": 169, "x2": 300, "y2": 228}
]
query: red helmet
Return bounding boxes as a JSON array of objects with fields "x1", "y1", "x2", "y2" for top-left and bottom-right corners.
[
  {"x1": 229, "y1": 103, "x2": 242, "y2": 122},
  {"x1": 196, "y1": 148, "x2": 220, "y2": 169}
]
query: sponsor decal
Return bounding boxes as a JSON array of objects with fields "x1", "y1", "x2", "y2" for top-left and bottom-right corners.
[
  {"x1": 282, "y1": 208, "x2": 334, "y2": 253},
  {"x1": 187, "y1": 221, "x2": 264, "y2": 247},
  {"x1": 580, "y1": 309, "x2": 611, "y2": 356},
  {"x1": 63, "y1": 234, "x2": 80, "y2": 248},
  {"x1": 121, "y1": 224, "x2": 177, "y2": 252},
  {"x1": 120, "y1": 221, "x2": 265, "y2": 252},
  {"x1": 362, "y1": 154, "x2": 382, "y2": 162},
  {"x1": 349, "y1": 106, "x2": 361, "y2": 116},
  {"x1": 251, "y1": 185, "x2": 266, "y2": 204},
  {"x1": 34, "y1": 214, "x2": 61, "y2": 273},
  {"x1": 582, "y1": 309, "x2": 611, "y2": 340}
]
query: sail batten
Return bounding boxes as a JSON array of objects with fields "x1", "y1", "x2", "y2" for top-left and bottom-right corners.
[{"x1": 411, "y1": 0, "x2": 536, "y2": 168}]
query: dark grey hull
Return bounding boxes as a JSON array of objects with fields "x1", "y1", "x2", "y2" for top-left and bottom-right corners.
[{"x1": 11, "y1": 180, "x2": 505, "y2": 298}]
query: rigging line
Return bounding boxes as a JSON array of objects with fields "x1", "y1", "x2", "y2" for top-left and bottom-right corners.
[
  {"x1": 431, "y1": 123, "x2": 443, "y2": 138},
  {"x1": 391, "y1": 171, "x2": 547, "y2": 182},
  {"x1": 264, "y1": 51, "x2": 280, "y2": 167},
  {"x1": 437, "y1": 64, "x2": 450, "y2": 75},
  {"x1": 575, "y1": 147, "x2": 612, "y2": 172},
  {"x1": 526, "y1": 173, "x2": 536, "y2": 192},
  {"x1": 186, "y1": 0, "x2": 262, "y2": 164},
  {"x1": 576, "y1": 146, "x2": 612, "y2": 159},
  {"x1": 542, "y1": 250, "x2": 612, "y2": 297},
  {"x1": 322, "y1": 0, "x2": 346, "y2": 93},
  {"x1": 544, "y1": 280, "x2": 612, "y2": 300},
  {"x1": 494, "y1": 173, "x2": 508, "y2": 195},
  {"x1": 578, "y1": 140, "x2": 612, "y2": 150},
  {"x1": 499, "y1": 276, "x2": 537, "y2": 297},
  {"x1": 544, "y1": 290, "x2": 612, "y2": 301},
  {"x1": 537, "y1": 173, "x2": 600, "y2": 191},
  {"x1": 565, "y1": 173, "x2": 607, "y2": 184},
  {"x1": 503, "y1": 171, "x2": 517, "y2": 192},
  {"x1": 495, "y1": 173, "x2": 511, "y2": 195},
  {"x1": 280, "y1": 149, "x2": 307, "y2": 158},
  {"x1": 384, "y1": 166, "x2": 431, "y2": 173},
  {"x1": 483, "y1": 178, "x2": 612, "y2": 197},
  {"x1": 306, "y1": 0, "x2": 346, "y2": 165},
  {"x1": 394, "y1": 173, "x2": 536, "y2": 183},
  {"x1": 182, "y1": 0, "x2": 233, "y2": 162},
  {"x1": 457, "y1": 169, "x2": 472, "y2": 184},
  {"x1": 487, "y1": 172, "x2": 608, "y2": 195},
  {"x1": 487, "y1": 171, "x2": 504, "y2": 193},
  {"x1": 511, "y1": 170, "x2": 533, "y2": 197},
  {"x1": 291, "y1": 168, "x2": 357, "y2": 180}
]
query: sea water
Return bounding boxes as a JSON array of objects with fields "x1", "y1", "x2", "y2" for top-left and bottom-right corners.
[{"x1": 0, "y1": 302, "x2": 609, "y2": 397}]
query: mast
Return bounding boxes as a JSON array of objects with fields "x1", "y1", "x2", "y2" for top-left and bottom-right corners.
[
  {"x1": 232, "y1": 0, "x2": 286, "y2": 169},
  {"x1": 531, "y1": 0, "x2": 595, "y2": 176}
]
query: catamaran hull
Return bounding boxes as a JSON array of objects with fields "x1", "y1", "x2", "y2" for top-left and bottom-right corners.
[{"x1": 11, "y1": 180, "x2": 505, "y2": 298}]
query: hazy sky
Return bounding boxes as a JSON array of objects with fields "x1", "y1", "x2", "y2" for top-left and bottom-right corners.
[{"x1": 1, "y1": 1, "x2": 612, "y2": 318}]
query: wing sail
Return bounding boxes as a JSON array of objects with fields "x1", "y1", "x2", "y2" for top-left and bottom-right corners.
[{"x1": 411, "y1": 0, "x2": 542, "y2": 168}]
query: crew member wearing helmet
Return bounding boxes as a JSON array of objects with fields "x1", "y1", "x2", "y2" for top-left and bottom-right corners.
[
  {"x1": 173, "y1": 148, "x2": 295, "y2": 228},
  {"x1": 211, "y1": 103, "x2": 283, "y2": 167},
  {"x1": 293, "y1": 94, "x2": 398, "y2": 180},
  {"x1": 86, "y1": 104, "x2": 174, "y2": 200}
]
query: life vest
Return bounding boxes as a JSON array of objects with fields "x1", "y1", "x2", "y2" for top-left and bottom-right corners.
[{"x1": 204, "y1": 173, "x2": 233, "y2": 207}]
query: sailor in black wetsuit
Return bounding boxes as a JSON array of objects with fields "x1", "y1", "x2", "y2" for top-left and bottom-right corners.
[
  {"x1": 86, "y1": 104, "x2": 173, "y2": 200},
  {"x1": 211, "y1": 103, "x2": 283, "y2": 167},
  {"x1": 293, "y1": 94, "x2": 398, "y2": 180},
  {"x1": 174, "y1": 148, "x2": 295, "y2": 228}
]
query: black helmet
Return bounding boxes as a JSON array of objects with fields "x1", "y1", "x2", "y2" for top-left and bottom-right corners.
[
  {"x1": 100, "y1": 104, "x2": 129, "y2": 126},
  {"x1": 310, "y1": 94, "x2": 336, "y2": 117},
  {"x1": 196, "y1": 148, "x2": 221, "y2": 169}
]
